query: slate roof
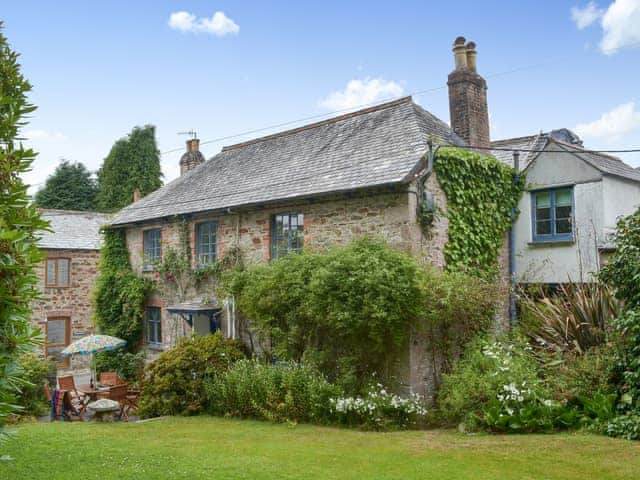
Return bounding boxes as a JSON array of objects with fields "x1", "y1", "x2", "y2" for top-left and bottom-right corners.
[
  {"x1": 112, "y1": 97, "x2": 464, "y2": 226},
  {"x1": 38, "y1": 210, "x2": 112, "y2": 250},
  {"x1": 491, "y1": 130, "x2": 640, "y2": 182}
]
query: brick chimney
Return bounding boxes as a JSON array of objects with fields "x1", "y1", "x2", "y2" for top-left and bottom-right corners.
[
  {"x1": 447, "y1": 36, "x2": 490, "y2": 149},
  {"x1": 179, "y1": 138, "x2": 205, "y2": 175}
]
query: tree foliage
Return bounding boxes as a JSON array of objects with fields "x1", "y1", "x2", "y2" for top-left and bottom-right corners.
[
  {"x1": 34, "y1": 160, "x2": 97, "y2": 211},
  {"x1": 0, "y1": 22, "x2": 48, "y2": 444},
  {"x1": 434, "y1": 147, "x2": 524, "y2": 277},
  {"x1": 96, "y1": 125, "x2": 162, "y2": 211}
]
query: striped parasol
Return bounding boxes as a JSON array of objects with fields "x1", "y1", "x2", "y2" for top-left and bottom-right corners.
[{"x1": 62, "y1": 335, "x2": 126, "y2": 357}]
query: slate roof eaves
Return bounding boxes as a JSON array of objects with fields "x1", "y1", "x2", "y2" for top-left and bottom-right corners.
[{"x1": 111, "y1": 97, "x2": 464, "y2": 226}]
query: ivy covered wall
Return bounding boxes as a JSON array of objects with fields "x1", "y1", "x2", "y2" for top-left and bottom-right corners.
[{"x1": 434, "y1": 147, "x2": 524, "y2": 278}]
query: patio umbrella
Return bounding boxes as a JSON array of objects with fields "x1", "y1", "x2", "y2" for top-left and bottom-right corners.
[{"x1": 62, "y1": 335, "x2": 127, "y2": 385}]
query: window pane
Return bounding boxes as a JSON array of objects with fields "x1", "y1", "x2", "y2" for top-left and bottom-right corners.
[
  {"x1": 47, "y1": 259, "x2": 56, "y2": 285},
  {"x1": 46, "y1": 346, "x2": 66, "y2": 365},
  {"x1": 536, "y1": 221, "x2": 552, "y2": 235},
  {"x1": 556, "y1": 219, "x2": 572, "y2": 234},
  {"x1": 535, "y1": 192, "x2": 551, "y2": 208},
  {"x1": 555, "y1": 189, "x2": 572, "y2": 206},
  {"x1": 556, "y1": 205, "x2": 572, "y2": 220},
  {"x1": 58, "y1": 259, "x2": 69, "y2": 286},
  {"x1": 536, "y1": 207, "x2": 551, "y2": 221},
  {"x1": 47, "y1": 319, "x2": 67, "y2": 344}
]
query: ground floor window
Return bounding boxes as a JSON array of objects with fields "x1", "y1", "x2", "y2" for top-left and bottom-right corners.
[
  {"x1": 46, "y1": 317, "x2": 70, "y2": 367},
  {"x1": 145, "y1": 306, "x2": 162, "y2": 346}
]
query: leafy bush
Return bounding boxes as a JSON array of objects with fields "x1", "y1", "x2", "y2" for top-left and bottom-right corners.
[
  {"x1": 551, "y1": 347, "x2": 618, "y2": 401},
  {"x1": 520, "y1": 282, "x2": 620, "y2": 354},
  {"x1": 225, "y1": 239, "x2": 497, "y2": 394},
  {"x1": 15, "y1": 354, "x2": 53, "y2": 417},
  {"x1": 94, "y1": 350, "x2": 145, "y2": 381},
  {"x1": 330, "y1": 384, "x2": 428, "y2": 430},
  {"x1": 138, "y1": 333, "x2": 245, "y2": 417},
  {"x1": 419, "y1": 268, "x2": 499, "y2": 388},
  {"x1": 225, "y1": 239, "x2": 422, "y2": 392},
  {"x1": 607, "y1": 414, "x2": 640, "y2": 440},
  {"x1": 437, "y1": 336, "x2": 558, "y2": 432},
  {"x1": 206, "y1": 360, "x2": 341, "y2": 424}
]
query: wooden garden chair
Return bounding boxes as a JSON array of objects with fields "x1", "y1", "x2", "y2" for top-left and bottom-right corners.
[
  {"x1": 98, "y1": 371, "x2": 119, "y2": 386},
  {"x1": 104, "y1": 384, "x2": 130, "y2": 421},
  {"x1": 57, "y1": 375, "x2": 88, "y2": 419}
]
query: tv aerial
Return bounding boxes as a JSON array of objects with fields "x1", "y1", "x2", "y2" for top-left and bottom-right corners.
[{"x1": 178, "y1": 130, "x2": 197, "y2": 139}]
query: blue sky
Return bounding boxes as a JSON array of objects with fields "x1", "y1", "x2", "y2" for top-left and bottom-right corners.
[{"x1": 3, "y1": 0, "x2": 640, "y2": 191}]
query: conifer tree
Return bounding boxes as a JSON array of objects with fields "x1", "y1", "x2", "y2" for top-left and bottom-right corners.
[
  {"x1": 96, "y1": 125, "x2": 163, "y2": 211},
  {"x1": 35, "y1": 160, "x2": 97, "y2": 211}
]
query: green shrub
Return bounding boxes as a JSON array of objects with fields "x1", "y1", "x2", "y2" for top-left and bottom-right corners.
[
  {"x1": 225, "y1": 239, "x2": 422, "y2": 393},
  {"x1": 15, "y1": 354, "x2": 53, "y2": 417},
  {"x1": 607, "y1": 414, "x2": 640, "y2": 440},
  {"x1": 206, "y1": 359, "x2": 341, "y2": 424},
  {"x1": 330, "y1": 384, "x2": 428, "y2": 430},
  {"x1": 138, "y1": 333, "x2": 245, "y2": 417},
  {"x1": 437, "y1": 335, "x2": 558, "y2": 432},
  {"x1": 519, "y1": 282, "x2": 620, "y2": 354},
  {"x1": 551, "y1": 347, "x2": 618, "y2": 401},
  {"x1": 94, "y1": 350, "x2": 145, "y2": 381},
  {"x1": 419, "y1": 268, "x2": 499, "y2": 388}
]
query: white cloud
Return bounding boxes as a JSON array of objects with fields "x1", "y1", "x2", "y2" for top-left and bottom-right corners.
[
  {"x1": 600, "y1": 0, "x2": 640, "y2": 54},
  {"x1": 571, "y1": 2, "x2": 604, "y2": 29},
  {"x1": 574, "y1": 101, "x2": 640, "y2": 141},
  {"x1": 23, "y1": 129, "x2": 66, "y2": 141},
  {"x1": 319, "y1": 78, "x2": 404, "y2": 111},
  {"x1": 168, "y1": 11, "x2": 239, "y2": 37}
]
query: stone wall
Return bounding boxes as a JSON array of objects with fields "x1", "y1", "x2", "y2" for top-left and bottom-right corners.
[
  {"x1": 30, "y1": 249, "x2": 100, "y2": 372},
  {"x1": 123, "y1": 178, "x2": 510, "y2": 398}
]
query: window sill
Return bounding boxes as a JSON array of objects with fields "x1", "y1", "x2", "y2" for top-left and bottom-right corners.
[{"x1": 528, "y1": 238, "x2": 575, "y2": 246}]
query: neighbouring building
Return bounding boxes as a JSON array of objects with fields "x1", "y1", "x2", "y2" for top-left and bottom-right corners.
[
  {"x1": 491, "y1": 130, "x2": 640, "y2": 285},
  {"x1": 31, "y1": 209, "x2": 111, "y2": 370}
]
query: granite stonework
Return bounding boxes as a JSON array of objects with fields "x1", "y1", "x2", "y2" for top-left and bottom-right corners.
[
  {"x1": 122, "y1": 174, "x2": 491, "y2": 397},
  {"x1": 31, "y1": 249, "x2": 100, "y2": 372}
]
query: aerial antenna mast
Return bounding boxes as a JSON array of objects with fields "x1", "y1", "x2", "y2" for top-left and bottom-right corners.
[{"x1": 178, "y1": 130, "x2": 198, "y2": 139}]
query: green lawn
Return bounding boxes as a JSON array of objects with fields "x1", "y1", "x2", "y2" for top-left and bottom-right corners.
[{"x1": 1, "y1": 417, "x2": 639, "y2": 480}]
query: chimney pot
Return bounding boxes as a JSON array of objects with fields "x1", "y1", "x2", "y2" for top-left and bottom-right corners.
[
  {"x1": 452, "y1": 36, "x2": 468, "y2": 70},
  {"x1": 465, "y1": 41, "x2": 477, "y2": 72}
]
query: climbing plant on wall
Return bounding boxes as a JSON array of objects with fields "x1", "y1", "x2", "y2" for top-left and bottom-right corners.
[
  {"x1": 434, "y1": 147, "x2": 524, "y2": 278},
  {"x1": 93, "y1": 228, "x2": 152, "y2": 349}
]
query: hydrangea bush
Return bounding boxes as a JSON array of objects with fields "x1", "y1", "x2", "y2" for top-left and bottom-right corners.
[{"x1": 330, "y1": 384, "x2": 428, "y2": 430}]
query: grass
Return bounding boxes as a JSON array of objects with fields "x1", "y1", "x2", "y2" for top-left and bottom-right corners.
[{"x1": 2, "y1": 417, "x2": 639, "y2": 479}]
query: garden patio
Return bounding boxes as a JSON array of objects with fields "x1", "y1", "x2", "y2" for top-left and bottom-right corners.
[{"x1": 3, "y1": 417, "x2": 639, "y2": 480}]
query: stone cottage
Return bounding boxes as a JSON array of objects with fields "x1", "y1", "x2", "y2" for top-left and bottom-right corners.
[
  {"x1": 110, "y1": 36, "x2": 495, "y2": 394},
  {"x1": 31, "y1": 209, "x2": 111, "y2": 370}
]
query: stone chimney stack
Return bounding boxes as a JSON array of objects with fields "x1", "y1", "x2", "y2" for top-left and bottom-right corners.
[
  {"x1": 447, "y1": 36, "x2": 490, "y2": 149},
  {"x1": 179, "y1": 138, "x2": 205, "y2": 175},
  {"x1": 133, "y1": 188, "x2": 141, "y2": 202}
]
